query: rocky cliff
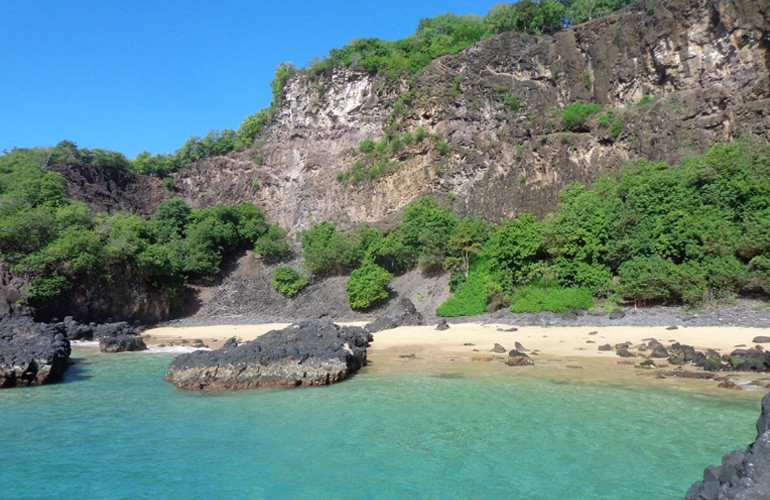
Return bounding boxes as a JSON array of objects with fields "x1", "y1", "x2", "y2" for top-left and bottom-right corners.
[{"x1": 163, "y1": 0, "x2": 768, "y2": 233}]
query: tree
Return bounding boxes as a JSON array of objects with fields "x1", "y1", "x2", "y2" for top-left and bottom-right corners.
[
  {"x1": 485, "y1": 213, "x2": 546, "y2": 292},
  {"x1": 446, "y1": 216, "x2": 490, "y2": 278}
]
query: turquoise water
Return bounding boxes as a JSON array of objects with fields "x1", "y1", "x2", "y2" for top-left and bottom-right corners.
[{"x1": 0, "y1": 349, "x2": 760, "y2": 499}]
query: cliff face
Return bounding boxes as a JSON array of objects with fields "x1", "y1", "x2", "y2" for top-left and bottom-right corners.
[{"x1": 166, "y1": 0, "x2": 768, "y2": 232}]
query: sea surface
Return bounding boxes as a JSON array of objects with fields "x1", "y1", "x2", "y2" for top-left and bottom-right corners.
[{"x1": 0, "y1": 348, "x2": 760, "y2": 499}]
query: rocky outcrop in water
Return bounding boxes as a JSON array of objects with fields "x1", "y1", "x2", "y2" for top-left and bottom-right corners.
[
  {"x1": 165, "y1": 319, "x2": 372, "y2": 390},
  {"x1": 94, "y1": 321, "x2": 147, "y2": 353},
  {"x1": 685, "y1": 392, "x2": 770, "y2": 499},
  {"x1": 0, "y1": 314, "x2": 71, "y2": 387}
]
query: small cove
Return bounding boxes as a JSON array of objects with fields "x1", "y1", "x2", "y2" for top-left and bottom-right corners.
[{"x1": 0, "y1": 347, "x2": 760, "y2": 499}]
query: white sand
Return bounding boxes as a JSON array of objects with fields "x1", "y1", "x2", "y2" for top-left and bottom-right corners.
[
  {"x1": 144, "y1": 322, "x2": 767, "y2": 357},
  {"x1": 140, "y1": 322, "x2": 770, "y2": 397}
]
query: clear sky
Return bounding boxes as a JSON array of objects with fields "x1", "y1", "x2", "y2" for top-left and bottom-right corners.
[{"x1": 2, "y1": 0, "x2": 502, "y2": 158}]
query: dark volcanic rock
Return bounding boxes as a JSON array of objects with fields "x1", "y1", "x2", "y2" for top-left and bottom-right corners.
[
  {"x1": 94, "y1": 321, "x2": 147, "y2": 353},
  {"x1": 435, "y1": 319, "x2": 450, "y2": 331},
  {"x1": 0, "y1": 315, "x2": 71, "y2": 387},
  {"x1": 165, "y1": 319, "x2": 372, "y2": 390},
  {"x1": 685, "y1": 392, "x2": 770, "y2": 499},
  {"x1": 754, "y1": 336, "x2": 770, "y2": 344},
  {"x1": 608, "y1": 309, "x2": 626, "y2": 320},
  {"x1": 365, "y1": 297, "x2": 424, "y2": 333},
  {"x1": 100, "y1": 335, "x2": 147, "y2": 353}
]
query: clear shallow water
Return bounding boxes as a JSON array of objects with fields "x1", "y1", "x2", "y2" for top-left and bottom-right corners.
[{"x1": 0, "y1": 349, "x2": 759, "y2": 499}]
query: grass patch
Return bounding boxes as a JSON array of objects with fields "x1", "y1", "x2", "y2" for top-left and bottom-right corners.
[
  {"x1": 511, "y1": 286, "x2": 593, "y2": 313},
  {"x1": 436, "y1": 257, "x2": 493, "y2": 317}
]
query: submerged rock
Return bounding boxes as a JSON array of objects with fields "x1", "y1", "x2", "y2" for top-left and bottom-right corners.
[
  {"x1": 685, "y1": 392, "x2": 770, "y2": 499},
  {"x1": 0, "y1": 315, "x2": 71, "y2": 387},
  {"x1": 165, "y1": 319, "x2": 372, "y2": 390}
]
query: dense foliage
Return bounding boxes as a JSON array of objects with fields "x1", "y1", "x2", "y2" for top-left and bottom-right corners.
[
  {"x1": 0, "y1": 146, "x2": 285, "y2": 303},
  {"x1": 435, "y1": 140, "x2": 770, "y2": 314},
  {"x1": 310, "y1": 0, "x2": 636, "y2": 79},
  {"x1": 346, "y1": 260, "x2": 394, "y2": 310}
]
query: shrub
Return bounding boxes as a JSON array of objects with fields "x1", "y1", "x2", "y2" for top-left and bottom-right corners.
[
  {"x1": 511, "y1": 286, "x2": 593, "y2": 313},
  {"x1": 346, "y1": 260, "x2": 393, "y2": 309},
  {"x1": 254, "y1": 223, "x2": 290, "y2": 262},
  {"x1": 300, "y1": 221, "x2": 355, "y2": 276},
  {"x1": 561, "y1": 102, "x2": 602, "y2": 130},
  {"x1": 271, "y1": 266, "x2": 308, "y2": 297},
  {"x1": 359, "y1": 139, "x2": 376, "y2": 154},
  {"x1": 503, "y1": 94, "x2": 521, "y2": 112}
]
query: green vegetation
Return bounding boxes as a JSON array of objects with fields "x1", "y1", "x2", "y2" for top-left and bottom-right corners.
[
  {"x1": 561, "y1": 102, "x2": 602, "y2": 130},
  {"x1": 271, "y1": 266, "x2": 308, "y2": 297},
  {"x1": 309, "y1": 1, "x2": 634, "y2": 80},
  {"x1": 254, "y1": 224, "x2": 290, "y2": 262},
  {"x1": 0, "y1": 145, "x2": 289, "y2": 303},
  {"x1": 511, "y1": 286, "x2": 593, "y2": 313},
  {"x1": 435, "y1": 140, "x2": 770, "y2": 314},
  {"x1": 338, "y1": 129, "x2": 428, "y2": 184},
  {"x1": 299, "y1": 221, "x2": 356, "y2": 276},
  {"x1": 346, "y1": 260, "x2": 394, "y2": 309}
]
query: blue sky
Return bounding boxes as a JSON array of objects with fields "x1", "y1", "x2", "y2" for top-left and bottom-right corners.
[{"x1": 2, "y1": 0, "x2": 502, "y2": 158}]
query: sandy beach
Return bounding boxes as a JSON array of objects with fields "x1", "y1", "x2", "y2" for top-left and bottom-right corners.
[{"x1": 141, "y1": 322, "x2": 770, "y2": 398}]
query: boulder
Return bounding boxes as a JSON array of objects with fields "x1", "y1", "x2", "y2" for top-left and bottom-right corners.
[
  {"x1": 0, "y1": 314, "x2": 71, "y2": 387},
  {"x1": 598, "y1": 344, "x2": 613, "y2": 351},
  {"x1": 491, "y1": 343, "x2": 507, "y2": 353},
  {"x1": 165, "y1": 319, "x2": 372, "y2": 390},
  {"x1": 435, "y1": 319, "x2": 450, "y2": 331},
  {"x1": 365, "y1": 297, "x2": 424, "y2": 333},
  {"x1": 608, "y1": 309, "x2": 625, "y2": 320},
  {"x1": 506, "y1": 350, "x2": 534, "y2": 366},
  {"x1": 560, "y1": 311, "x2": 578, "y2": 321},
  {"x1": 754, "y1": 336, "x2": 770, "y2": 344},
  {"x1": 61, "y1": 316, "x2": 94, "y2": 340},
  {"x1": 100, "y1": 335, "x2": 147, "y2": 353},
  {"x1": 685, "y1": 392, "x2": 770, "y2": 499}
]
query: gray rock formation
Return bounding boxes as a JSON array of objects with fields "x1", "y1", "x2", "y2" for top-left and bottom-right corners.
[
  {"x1": 685, "y1": 392, "x2": 770, "y2": 499},
  {"x1": 165, "y1": 319, "x2": 372, "y2": 390},
  {"x1": 365, "y1": 297, "x2": 424, "y2": 333},
  {"x1": 0, "y1": 314, "x2": 71, "y2": 387}
]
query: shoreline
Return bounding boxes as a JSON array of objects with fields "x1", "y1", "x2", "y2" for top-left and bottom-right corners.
[{"x1": 140, "y1": 322, "x2": 770, "y2": 400}]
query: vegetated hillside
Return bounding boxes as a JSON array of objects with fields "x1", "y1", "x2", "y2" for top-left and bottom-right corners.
[
  {"x1": 164, "y1": 0, "x2": 769, "y2": 233},
  {"x1": 2, "y1": 0, "x2": 769, "y2": 324}
]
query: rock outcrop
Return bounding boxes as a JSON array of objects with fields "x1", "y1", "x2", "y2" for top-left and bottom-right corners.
[
  {"x1": 165, "y1": 319, "x2": 372, "y2": 390},
  {"x1": 365, "y1": 297, "x2": 424, "y2": 333},
  {"x1": 162, "y1": 0, "x2": 770, "y2": 234},
  {"x1": 0, "y1": 314, "x2": 71, "y2": 387},
  {"x1": 685, "y1": 392, "x2": 770, "y2": 499}
]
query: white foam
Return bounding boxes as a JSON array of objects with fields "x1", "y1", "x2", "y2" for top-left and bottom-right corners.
[
  {"x1": 146, "y1": 345, "x2": 212, "y2": 354},
  {"x1": 70, "y1": 340, "x2": 100, "y2": 348}
]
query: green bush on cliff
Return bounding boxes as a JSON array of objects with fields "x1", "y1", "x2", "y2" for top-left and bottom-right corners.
[
  {"x1": 346, "y1": 260, "x2": 393, "y2": 309},
  {"x1": 271, "y1": 266, "x2": 308, "y2": 297},
  {"x1": 561, "y1": 102, "x2": 602, "y2": 130},
  {"x1": 300, "y1": 221, "x2": 356, "y2": 276}
]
